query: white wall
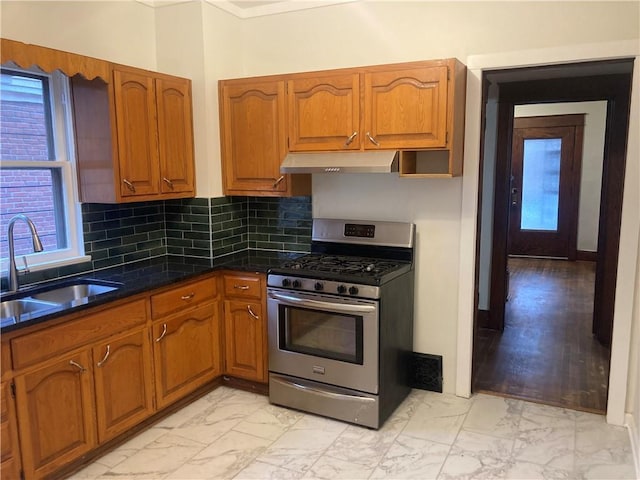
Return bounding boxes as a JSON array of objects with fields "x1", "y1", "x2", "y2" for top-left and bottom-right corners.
[
  {"x1": 629, "y1": 231, "x2": 640, "y2": 474},
  {"x1": 515, "y1": 102, "x2": 607, "y2": 253},
  {"x1": 0, "y1": 1, "x2": 157, "y2": 70}
]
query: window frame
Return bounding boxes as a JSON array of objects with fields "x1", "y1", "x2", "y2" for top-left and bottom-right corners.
[{"x1": 1, "y1": 66, "x2": 89, "y2": 274}]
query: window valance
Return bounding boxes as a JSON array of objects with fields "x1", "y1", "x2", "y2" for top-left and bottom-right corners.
[{"x1": 1, "y1": 38, "x2": 110, "y2": 82}]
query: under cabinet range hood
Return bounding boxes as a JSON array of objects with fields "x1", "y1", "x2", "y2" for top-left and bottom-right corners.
[{"x1": 280, "y1": 150, "x2": 399, "y2": 174}]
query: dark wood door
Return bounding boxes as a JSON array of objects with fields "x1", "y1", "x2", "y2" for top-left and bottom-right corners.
[{"x1": 508, "y1": 115, "x2": 584, "y2": 258}]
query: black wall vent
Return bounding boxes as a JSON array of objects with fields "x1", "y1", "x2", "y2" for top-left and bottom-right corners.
[{"x1": 409, "y1": 352, "x2": 443, "y2": 393}]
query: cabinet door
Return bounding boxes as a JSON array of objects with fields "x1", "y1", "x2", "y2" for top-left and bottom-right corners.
[
  {"x1": 220, "y1": 80, "x2": 288, "y2": 194},
  {"x1": 15, "y1": 351, "x2": 96, "y2": 480},
  {"x1": 156, "y1": 77, "x2": 195, "y2": 196},
  {"x1": 93, "y1": 329, "x2": 155, "y2": 443},
  {"x1": 153, "y1": 302, "x2": 221, "y2": 409},
  {"x1": 1, "y1": 381, "x2": 21, "y2": 480},
  {"x1": 224, "y1": 299, "x2": 266, "y2": 382},
  {"x1": 364, "y1": 66, "x2": 448, "y2": 149},
  {"x1": 287, "y1": 73, "x2": 360, "y2": 151},
  {"x1": 113, "y1": 68, "x2": 160, "y2": 198}
]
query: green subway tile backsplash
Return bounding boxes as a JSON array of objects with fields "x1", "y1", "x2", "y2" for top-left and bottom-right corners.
[{"x1": 2, "y1": 195, "x2": 312, "y2": 290}]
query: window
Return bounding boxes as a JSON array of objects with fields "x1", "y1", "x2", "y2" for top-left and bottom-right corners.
[{"x1": 0, "y1": 66, "x2": 87, "y2": 273}]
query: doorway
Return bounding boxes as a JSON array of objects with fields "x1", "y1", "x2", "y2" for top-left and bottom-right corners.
[
  {"x1": 509, "y1": 114, "x2": 584, "y2": 259},
  {"x1": 472, "y1": 59, "x2": 634, "y2": 413}
]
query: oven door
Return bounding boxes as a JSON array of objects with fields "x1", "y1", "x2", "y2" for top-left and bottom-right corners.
[{"x1": 267, "y1": 288, "x2": 379, "y2": 394}]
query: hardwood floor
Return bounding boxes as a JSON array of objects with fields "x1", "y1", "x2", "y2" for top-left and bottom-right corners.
[{"x1": 473, "y1": 257, "x2": 610, "y2": 413}]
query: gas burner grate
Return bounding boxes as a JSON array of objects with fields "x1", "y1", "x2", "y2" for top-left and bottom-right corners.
[{"x1": 281, "y1": 254, "x2": 406, "y2": 277}]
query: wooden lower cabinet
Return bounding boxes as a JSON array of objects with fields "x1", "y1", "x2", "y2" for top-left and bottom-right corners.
[
  {"x1": 1, "y1": 381, "x2": 22, "y2": 480},
  {"x1": 14, "y1": 350, "x2": 97, "y2": 480},
  {"x1": 224, "y1": 299, "x2": 266, "y2": 382},
  {"x1": 153, "y1": 301, "x2": 222, "y2": 409},
  {"x1": 93, "y1": 328, "x2": 155, "y2": 443}
]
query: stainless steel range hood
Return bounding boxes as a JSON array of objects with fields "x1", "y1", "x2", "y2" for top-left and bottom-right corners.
[{"x1": 280, "y1": 150, "x2": 399, "y2": 174}]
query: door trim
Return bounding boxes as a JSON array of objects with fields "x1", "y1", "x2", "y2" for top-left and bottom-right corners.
[{"x1": 455, "y1": 40, "x2": 639, "y2": 427}]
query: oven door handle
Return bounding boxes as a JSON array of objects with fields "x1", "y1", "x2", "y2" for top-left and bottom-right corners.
[{"x1": 268, "y1": 292, "x2": 376, "y2": 314}]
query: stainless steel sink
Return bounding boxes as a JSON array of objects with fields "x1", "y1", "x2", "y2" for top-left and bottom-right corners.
[
  {"x1": 1, "y1": 279, "x2": 122, "y2": 323},
  {"x1": 0, "y1": 298, "x2": 58, "y2": 319},
  {"x1": 31, "y1": 283, "x2": 119, "y2": 305}
]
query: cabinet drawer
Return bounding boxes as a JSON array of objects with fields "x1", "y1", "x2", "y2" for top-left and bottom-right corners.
[
  {"x1": 11, "y1": 299, "x2": 147, "y2": 371},
  {"x1": 151, "y1": 276, "x2": 217, "y2": 319},
  {"x1": 223, "y1": 274, "x2": 263, "y2": 299}
]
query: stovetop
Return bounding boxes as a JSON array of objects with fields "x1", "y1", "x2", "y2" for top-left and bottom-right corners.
[{"x1": 269, "y1": 253, "x2": 412, "y2": 286}]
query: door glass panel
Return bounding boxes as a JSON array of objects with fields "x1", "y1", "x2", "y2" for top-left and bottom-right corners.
[
  {"x1": 521, "y1": 138, "x2": 561, "y2": 231},
  {"x1": 280, "y1": 305, "x2": 363, "y2": 364}
]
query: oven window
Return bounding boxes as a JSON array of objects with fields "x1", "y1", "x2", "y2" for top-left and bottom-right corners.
[{"x1": 279, "y1": 305, "x2": 363, "y2": 364}]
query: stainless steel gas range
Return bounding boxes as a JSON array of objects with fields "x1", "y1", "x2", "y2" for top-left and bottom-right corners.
[{"x1": 267, "y1": 218, "x2": 415, "y2": 429}]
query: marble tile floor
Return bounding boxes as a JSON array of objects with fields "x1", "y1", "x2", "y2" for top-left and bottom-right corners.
[{"x1": 70, "y1": 386, "x2": 637, "y2": 480}]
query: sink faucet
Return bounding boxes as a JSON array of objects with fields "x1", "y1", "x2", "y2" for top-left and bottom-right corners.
[{"x1": 7, "y1": 214, "x2": 44, "y2": 292}]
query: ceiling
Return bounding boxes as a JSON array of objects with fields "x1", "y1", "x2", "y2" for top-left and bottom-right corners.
[{"x1": 137, "y1": 0, "x2": 357, "y2": 18}]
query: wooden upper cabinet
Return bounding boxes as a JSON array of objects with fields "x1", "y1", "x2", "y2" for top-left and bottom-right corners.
[
  {"x1": 364, "y1": 65, "x2": 449, "y2": 150},
  {"x1": 287, "y1": 73, "x2": 360, "y2": 151},
  {"x1": 113, "y1": 68, "x2": 161, "y2": 198},
  {"x1": 73, "y1": 65, "x2": 196, "y2": 203},
  {"x1": 219, "y1": 58, "x2": 466, "y2": 180},
  {"x1": 156, "y1": 77, "x2": 195, "y2": 195},
  {"x1": 219, "y1": 79, "x2": 311, "y2": 197},
  {"x1": 220, "y1": 80, "x2": 287, "y2": 194}
]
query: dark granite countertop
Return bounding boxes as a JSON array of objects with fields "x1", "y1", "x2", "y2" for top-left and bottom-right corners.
[{"x1": 0, "y1": 251, "x2": 304, "y2": 334}]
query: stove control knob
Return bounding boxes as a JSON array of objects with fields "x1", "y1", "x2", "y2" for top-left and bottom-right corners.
[
  {"x1": 314, "y1": 282, "x2": 324, "y2": 291},
  {"x1": 292, "y1": 279, "x2": 302, "y2": 288},
  {"x1": 337, "y1": 285, "x2": 347, "y2": 294},
  {"x1": 281, "y1": 278, "x2": 291, "y2": 287},
  {"x1": 348, "y1": 286, "x2": 359, "y2": 296}
]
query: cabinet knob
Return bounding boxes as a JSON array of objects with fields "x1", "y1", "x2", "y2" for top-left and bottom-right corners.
[
  {"x1": 344, "y1": 131, "x2": 358, "y2": 147},
  {"x1": 366, "y1": 132, "x2": 380, "y2": 147},
  {"x1": 272, "y1": 176, "x2": 285, "y2": 189},
  {"x1": 69, "y1": 360, "x2": 86, "y2": 373},
  {"x1": 247, "y1": 305, "x2": 259, "y2": 320},
  {"x1": 97, "y1": 345, "x2": 111, "y2": 367},
  {"x1": 163, "y1": 177, "x2": 174, "y2": 189},
  {"x1": 123, "y1": 178, "x2": 136, "y2": 192},
  {"x1": 181, "y1": 292, "x2": 196, "y2": 300},
  {"x1": 155, "y1": 323, "x2": 168, "y2": 343},
  {"x1": 234, "y1": 284, "x2": 250, "y2": 290}
]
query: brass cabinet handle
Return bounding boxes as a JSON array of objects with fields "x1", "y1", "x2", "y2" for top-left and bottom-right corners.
[
  {"x1": 234, "y1": 285, "x2": 250, "y2": 290},
  {"x1": 163, "y1": 177, "x2": 174, "y2": 189},
  {"x1": 344, "y1": 131, "x2": 358, "y2": 146},
  {"x1": 123, "y1": 179, "x2": 136, "y2": 192},
  {"x1": 247, "y1": 305, "x2": 259, "y2": 320},
  {"x1": 97, "y1": 345, "x2": 111, "y2": 367},
  {"x1": 155, "y1": 323, "x2": 167, "y2": 343},
  {"x1": 69, "y1": 360, "x2": 86, "y2": 372},
  {"x1": 181, "y1": 292, "x2": 195, "y2": 301},
  {"x1": 366, "y1": 132, "x2": 380, "y2": 146},
  {"x1": 273, "y1": 176, "x2": 285, "y2": 188}
]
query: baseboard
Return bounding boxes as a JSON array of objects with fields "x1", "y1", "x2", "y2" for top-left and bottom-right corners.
[
  {"x1": 576, "y1": 250, "x2": 597, "y2": 261},
  {"x1": 626, "y1": 412, "x2": 640, "y2": 480}
]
